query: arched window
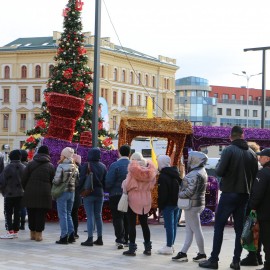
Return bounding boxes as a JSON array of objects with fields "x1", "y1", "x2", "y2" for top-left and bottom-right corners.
[
  {"x1": 138, "y1": 73, "x2": 141, "y2": 85},
  {"x1": 101, "y1": 65, "x2": 105, "y2": 78},
  {"x1": 130, "y1": 71, "x2": 134, "y2": 84},
  {"x1": 49, "y1": 65, "x2": 54, "y2": 77},
  {"x1": 35, "y1": 65, "x2": 41, "y2": 78},
  {"x1": 145, "y1": 75, "x2": 149, "y2": 87},
  {"x1": 152, "y1": 76, "x2": 155, "y2": 88},
  {"x1": 21, "y1": 65, "x2": 27, "y2": 78},
  {"x1": 4, "y1": 66, "x2": 10, "y2": 79},
  {"x1": 113, "y1": 68, "x2": 118, "y2": 81},
  {"x1": 122, "y1": 70, "x2": 126, "y2": 82}
]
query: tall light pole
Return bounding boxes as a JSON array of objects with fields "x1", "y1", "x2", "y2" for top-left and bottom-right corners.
[
  {"x1": 92, "y1": 0, "x2": 101, "y2": 147},
  {"x1": 232, "y1": 71, "x2": 262, "y2": 128},
  {"x1": 244, "y1": 46, "x2": 270, "y2": 128}
]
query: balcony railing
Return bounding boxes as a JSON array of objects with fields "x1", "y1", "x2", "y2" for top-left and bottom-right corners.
[
  {"x1": 217, "y1": 99, "x2": 270, "y2": 106},
  {"x1": 127, "y1": 105, "x2": 147, "y2": 114}
]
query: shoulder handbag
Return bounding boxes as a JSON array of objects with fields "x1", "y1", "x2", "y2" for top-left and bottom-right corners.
[
  {"x1": 177, "y1": 197, "x2": 191, "y2": 210},
  {"x1": 51, "y1": 168, "x2": 74, "y2": 200},
  {"x1": 117, "y1": 193, "x2": 128, "y2": 212},
  {"x1": 80, "y1": 163, "x2": 94, "y2": 198}
]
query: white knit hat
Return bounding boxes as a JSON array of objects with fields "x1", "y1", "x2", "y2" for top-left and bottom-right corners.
[
  {"x1": 61, "y1": 147, "x2": 74, "y2": 159},
  {"x1": 73, "y1": 154, "x2": 81, "y2": 164},
  {"x1": 130, "y1": 152, "x2": 147, "y2": 167},
  {"x1": 157, "y1": 155, "x2": 171, "y2": 170}
]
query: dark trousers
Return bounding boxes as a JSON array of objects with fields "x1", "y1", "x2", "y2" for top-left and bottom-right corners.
[
  {"x1": 127, "y1": 207, "x2": 150, "y2": 244},
  {"x1": 71, "y1": 206, "x2": 79, "y2": 235},
  {"x1": 27, "y1": 208, "x2": 48, "y2": 232},
  {"x1": 109, "y1": 195, "x2": 129, "y2": 243},
  {"x1": 259, "y1": 220, "x2": 270, "y2": 270},
  {"x1": 210, "y1": 192, "x2": 249, "y2": 263},
  {"x1": 4, "y1": 196, "x2": 22, "y2": 232}
]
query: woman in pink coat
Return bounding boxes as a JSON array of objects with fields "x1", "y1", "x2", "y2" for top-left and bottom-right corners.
[{"x1": 122, "y1": 152, "x2": 157, "y2": 256}]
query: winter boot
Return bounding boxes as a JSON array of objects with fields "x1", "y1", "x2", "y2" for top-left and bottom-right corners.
[
  {"x1": 68, "y1": 232, "x2": 76, "y2": 243},
  {"x1": 143, "y1": 241, "x2": 152, "y2": 256},
  {"x1": 240, "y1": 251, "x2": 259, "y2": 266},
  {"x1": 93, "y1": 236, "x2": 103, "y2": 246},
  {"x1": 30, "y1": 231, "x2": 36, "y2": 240},
  {"x1": 56, "y1": 235, "x2": 68, "y2": 245},
  {"x1": 81, "y1": 237, "x2": 93, "y2": 246},
  {"x1": 123, "y1": 243, "x2": 137, "y2": 256},
  {"x1": 35, "y1": 232, "x2": 43, "y2": 241}
]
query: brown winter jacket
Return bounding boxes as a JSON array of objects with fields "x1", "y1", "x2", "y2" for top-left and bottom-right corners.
[{"x1": 21, "y1": 153, "x2": 55, "y2": 209}]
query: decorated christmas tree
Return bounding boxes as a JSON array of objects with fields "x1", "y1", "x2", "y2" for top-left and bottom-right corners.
[{"x1": 24, "y1": 0, "x2": 113, "y2": 151}]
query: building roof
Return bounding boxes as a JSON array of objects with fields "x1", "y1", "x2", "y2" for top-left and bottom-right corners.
[{"x1": 0, "y1": 36, "x2": 177, "y2": 68}]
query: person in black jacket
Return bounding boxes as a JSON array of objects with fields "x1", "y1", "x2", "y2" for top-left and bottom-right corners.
[
  {"x1": 199, "y1": 126, "x2": 258, "y2": 270},
  {"x1": 0, "y1": 150, "x2": 25, "y2": 239},
  {"x1": 157, "y1": 155, "x2": 181, "y2": 255},
  {"x1": 250, "y1": 148, "x2": 270, "y2": 270}
]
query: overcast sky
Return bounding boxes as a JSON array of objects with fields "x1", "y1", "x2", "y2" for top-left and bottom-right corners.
[{"x1": 1, "y1": 0, "x2": 270, "y2": 89}]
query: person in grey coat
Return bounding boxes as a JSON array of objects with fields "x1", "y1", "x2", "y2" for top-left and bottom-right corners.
[
  {"x1": 21, "y1": 145, "x2": 55, "y2": 241},
  {"x1": 0, "y1": 150, "x2": 25, "y2": 239},
  {"x1": 172, "y1": 151, "x2": 208, "y2": 262}
]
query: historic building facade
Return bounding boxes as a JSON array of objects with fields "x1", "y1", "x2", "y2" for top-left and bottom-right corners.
[{"x1": 0, "y1": 31, "x2": 178, "y2": 150}]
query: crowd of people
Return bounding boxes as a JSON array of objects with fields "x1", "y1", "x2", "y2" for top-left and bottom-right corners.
[{"x1": 0, "y1": 125, "x2": 269, "y2": 270}]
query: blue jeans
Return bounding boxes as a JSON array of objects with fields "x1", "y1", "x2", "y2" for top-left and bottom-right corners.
[
  {"x1": 56, "y1": 191, "x2": 75, "y2": 238},
  {"x1": 163, "y1": 206, "x2": 180, "y2": 247},
  {"x1": 83, "y1": 196, "x2": 104, "y2": 238},
  {"x1": 210, "y1": 192, "x2": 249, "y2": 263}
]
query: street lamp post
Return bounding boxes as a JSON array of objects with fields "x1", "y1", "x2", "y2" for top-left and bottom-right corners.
[
  {"x1": 232, "y1": 71, "x2": 262, "y2": 128},
  {"x1": 244, "y1": 46, "x2": 270, "y2": 128}
]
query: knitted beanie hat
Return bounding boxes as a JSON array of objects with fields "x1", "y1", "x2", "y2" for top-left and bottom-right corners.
[
  {"x1": 9, "y1": 149, "x2": 22, "y2": 161},
  {"x1": 130, "y1": 152, "x2": 147, "y2": 167},
  {"x1": 20, "y1": 149, "x2": 28, "y2": 162},
  {"x1": 73, "y1": 154, "x2": 82, "y2": 164},
  {"x1": 37, "y1": 145, "x2": 50, "y2": 155},
  {"x1": 157, "y1": 155, "x2": 171, "y2": 171},
  {"x1": 61, "y1": 147, "x2": 74, "y2": 159}
]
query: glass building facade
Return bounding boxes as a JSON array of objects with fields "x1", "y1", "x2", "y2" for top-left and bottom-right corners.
[{"x1": 175, "y1": 76, "x2": 217, "y2": 125}]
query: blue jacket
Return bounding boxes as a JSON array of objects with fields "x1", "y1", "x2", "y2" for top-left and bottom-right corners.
[
  {"x1": 105, "y1": 157, "x2": 130, "y2": 197},
  {"x1": 79, "y1": 147, "x2": 107, "y2": 197}
]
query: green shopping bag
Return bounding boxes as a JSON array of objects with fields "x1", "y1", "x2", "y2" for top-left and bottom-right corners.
[{"x1": 241, "y1": 211, "x2": 258, "y2": 252}]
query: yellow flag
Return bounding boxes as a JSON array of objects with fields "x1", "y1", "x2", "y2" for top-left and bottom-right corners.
[
  {"x1": 147, "y1": 96, "x2": 153, "y2": 118},
  {"x1": 146, "y1": 96, "x2": 158, "y2": 167}
]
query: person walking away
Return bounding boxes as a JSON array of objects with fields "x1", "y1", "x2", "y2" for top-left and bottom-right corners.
[
  {"x1": 21, "y1": 146, "x2": 55, "y2": 241},
  {"x1": 72, "y1": 154, "x2": 82, "y2": 239},
  {"x1": 122, "y1": 152, "x2": 157, "y2": 256},
  {"x1": 199, "y1": 126, "x2": 258, "y2": 270},
  {"x1": 105, "y1": 144, "x2": 131, "y2": 249},
  {"x1": 19, "y1": 149, "x2": 28, "y2": 230},
  {"x1": 241, "y1": 141, "x2": 263, "y2": 266},
  {"x1": 0, "y1": 150, "x2": 25, "y2": 239},
  {"x1": 250, "y1": 148, "x2": 270, "y2": 270},
  {"x1": 172, "y1": 151, "x2": 208, "y2": 262},
  {"x1": 157, "y1": 155, "x2": 181, "y2": 255},
  {"x1": 80, "y1": 147, "x2": 107, "y2": 247},
  {"x1": 53, "y1": 147, "x2": 79, "y2": 244}
]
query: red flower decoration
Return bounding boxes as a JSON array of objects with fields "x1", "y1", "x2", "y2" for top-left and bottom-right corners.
[
  {"x1": 85, "y1": 93, "x2": 93, "y2": 105},
  {"x1": 73, "y1": 81, "x2": 85, "y2": 91},
  {"x1": 75, "y1": 0, "x2": 84, "y2": 11},
  {"x1": 103, "y1": 137, "x2": 112, "y2": 147},
  {"x1": 78, "y1": 47, "x2": 87, "y2": 55},
  {"x1": 63, "y1": 68, "x2": 73, "y2": 79},
  {"x1": 28, "y1": 149, "x2": 34, "y2": 161},
  {"x1": 98, "y1": 121, "x2": 103, "y2": 130},
  {"x1": 26, "y1": 136, "x2": 35, "y2": 143},
  {"x1": 35, "y1": 119, "x2": 46, "y2": 129}
]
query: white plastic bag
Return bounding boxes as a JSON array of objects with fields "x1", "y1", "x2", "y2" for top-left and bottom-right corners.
[{"x1": 117, "y1": 193, "x2": 128, "y2": 212}]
